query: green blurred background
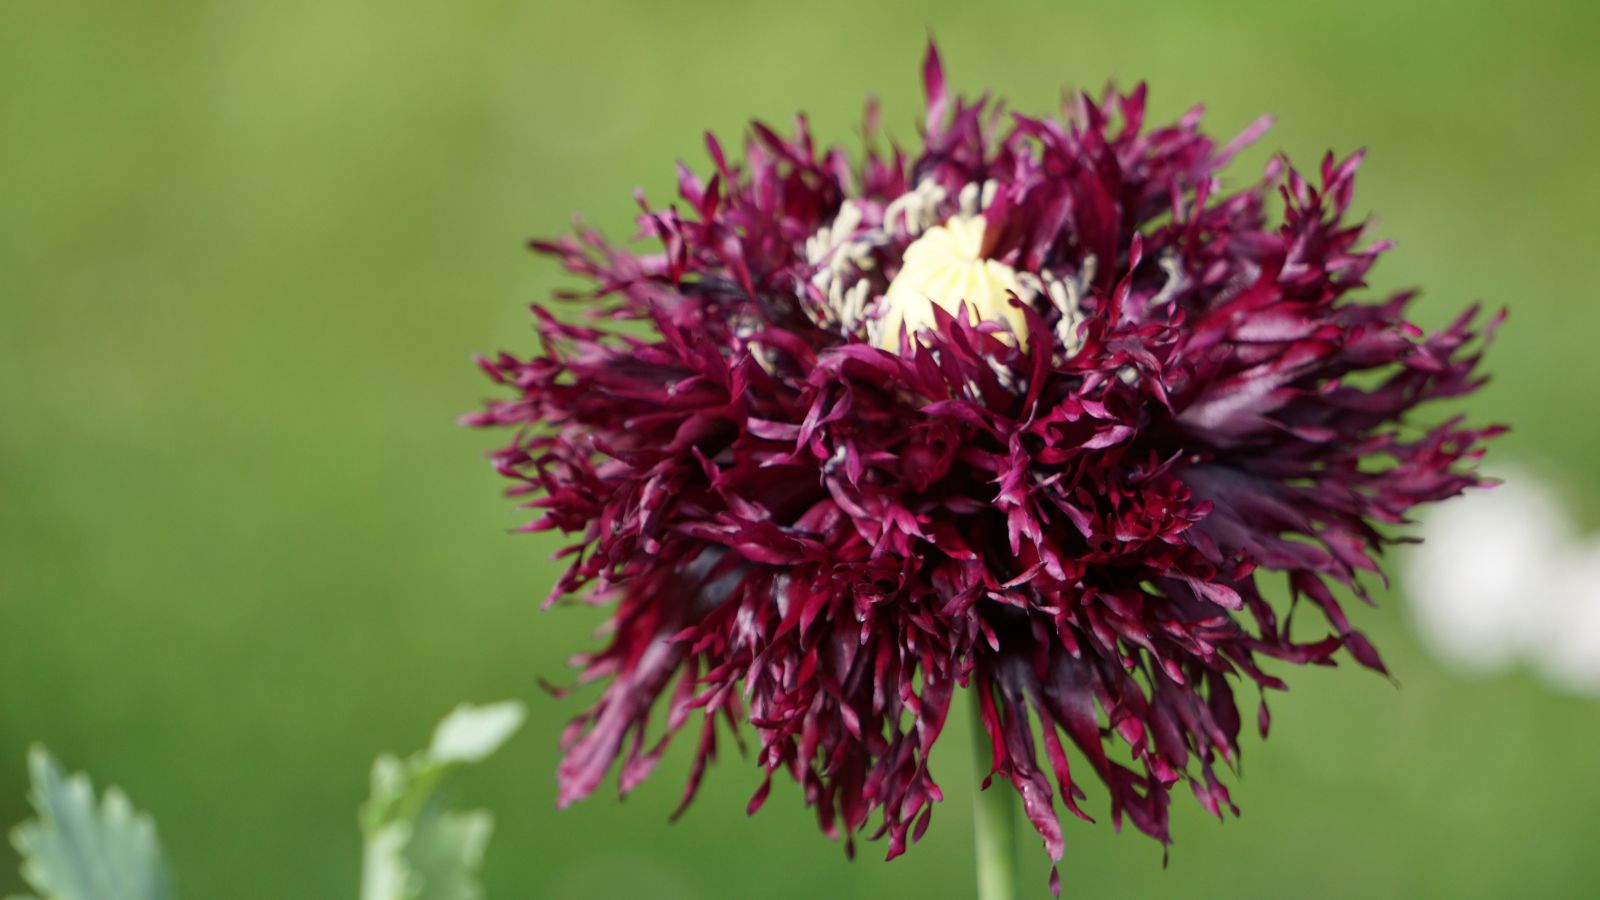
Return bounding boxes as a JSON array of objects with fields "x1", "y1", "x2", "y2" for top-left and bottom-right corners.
[{"x1": 3, "y1": 1, "x2": 1598, "y2": 897}]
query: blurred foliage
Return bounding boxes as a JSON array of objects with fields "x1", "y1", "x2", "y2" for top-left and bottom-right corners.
[
  {"x1": 2, "y1": 1, "x2": 1598, "y2": 898},
  {"x1": 360, "y1": 701, "x2": 524, "y2": 900},
  {"x1": 6, "y1": 704, "x2": 519, "y2": 900}
]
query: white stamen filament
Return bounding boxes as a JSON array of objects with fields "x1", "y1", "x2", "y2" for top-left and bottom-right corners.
[
  {"x1": 805, "y1": 199, "x2": 878, "y2": 331},
  {"x1": 882, "y1": 178, "x2": 949, "y2": 236}
]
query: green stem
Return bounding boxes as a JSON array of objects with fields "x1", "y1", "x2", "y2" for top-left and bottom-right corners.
[{"x1": 971, "y1": 696, "x2": 1019, "y2": 900}]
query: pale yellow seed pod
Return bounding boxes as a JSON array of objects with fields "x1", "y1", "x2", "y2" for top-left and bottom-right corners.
[{"x1": 876, "y1": 215, "x2": 1029, "y2": 352}]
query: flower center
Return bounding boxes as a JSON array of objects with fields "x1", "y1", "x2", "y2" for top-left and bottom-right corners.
[{"x1": 876, "y1": 214, "x2": 1028, "y2": 352}]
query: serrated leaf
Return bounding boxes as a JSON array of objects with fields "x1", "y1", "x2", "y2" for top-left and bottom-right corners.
[
  {"x1": 9, "y1": 746, "x2": 175, "y2": 900},
  {"x1": 359, "y1": 701, "x2": 524, "y2": 900}
]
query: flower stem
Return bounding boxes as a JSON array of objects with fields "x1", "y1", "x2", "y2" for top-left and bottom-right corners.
[{"x1": 971, "y1": 696, "x2": 1019, "y2": 900}]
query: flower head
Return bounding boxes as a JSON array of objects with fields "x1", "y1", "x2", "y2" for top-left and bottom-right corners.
[{"x1": 468, "y1": 44, "x2": 1500, "y2": 892}]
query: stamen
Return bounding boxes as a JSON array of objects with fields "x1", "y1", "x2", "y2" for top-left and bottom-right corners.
[{"x1": 882, "y1": 178, "x2": 948, "y2": 236}]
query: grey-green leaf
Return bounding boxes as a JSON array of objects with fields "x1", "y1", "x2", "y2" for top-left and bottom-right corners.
[
  {"x1": 10, "y1": 746, "x2": 175, "y2": 900},
  {"x1": 401, "y1": 810, "x2": 493, "y2": 900},
  {"x1": 359, "y1": 701, "x2": 524, "y2": 900},
  {"x1": 428, "y1": 704, "x2": 525, "y2": 766}
]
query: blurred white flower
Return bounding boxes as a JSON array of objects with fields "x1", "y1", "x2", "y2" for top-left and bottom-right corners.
[
  {"x1": 1404, "y1": 466, "x2": 1600, "y2": 694},
  {"x1": 1540, "y1": 540, "x2": 1600, "y2": 693}
]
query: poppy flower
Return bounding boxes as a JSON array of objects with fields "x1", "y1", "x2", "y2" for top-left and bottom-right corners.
[{"x1": 468, "y1": 44, "x2": 1499, "y2": 893}]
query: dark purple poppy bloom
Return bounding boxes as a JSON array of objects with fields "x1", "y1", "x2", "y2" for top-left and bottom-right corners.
[{"x1": 468, "y1": 45, "x2": 1499, "y2": 892}]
